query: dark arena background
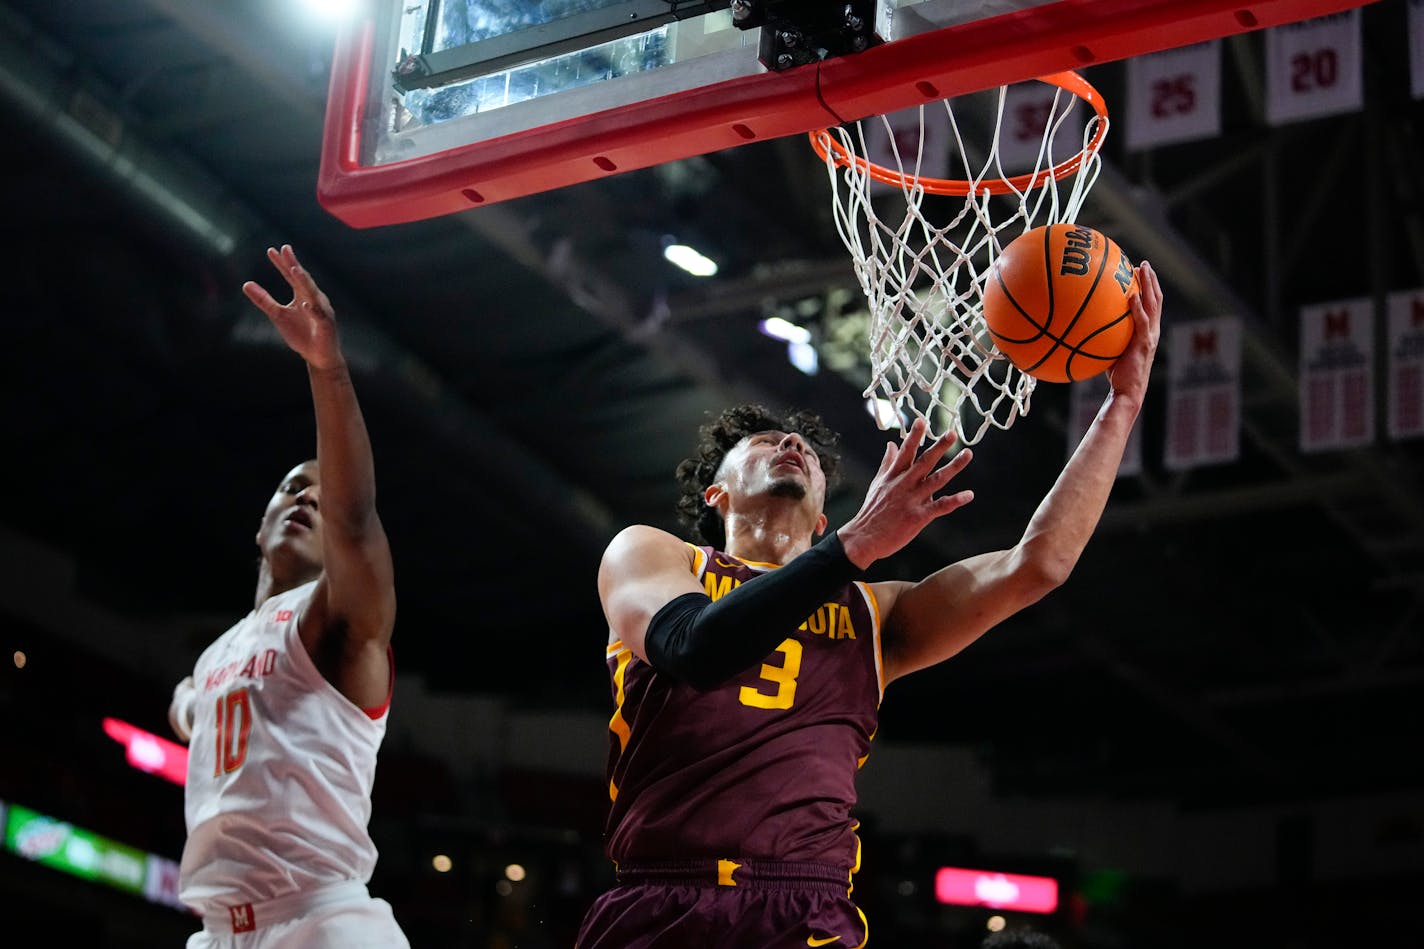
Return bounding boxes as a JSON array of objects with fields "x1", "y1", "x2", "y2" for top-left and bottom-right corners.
[{"x1": 1, "y1": 1, "x2": 1422, "y2": 947}]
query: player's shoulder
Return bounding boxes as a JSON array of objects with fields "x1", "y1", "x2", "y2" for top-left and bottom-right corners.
[
  {"x1": 867, "y1": 578, "x2": 914, "y2": 621},
  {"x1": 604, "y1": 524, "x2": 692, "y2": 556},
  {"x1": 600, "y1": 525, "x2": 699, "y2": 577}
]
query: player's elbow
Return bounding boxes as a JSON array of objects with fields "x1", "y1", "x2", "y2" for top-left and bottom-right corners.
[
  {"x1": 681, "y1": 666, "x2": 734, "y2": 692},
  {"x1": 1011, "y1": 545, "x2": 1074, "y2": 600},
  {"x1": 647, "y1": 631, "x2": 741, "y2": 692},
  {"x1": 641, "y1": 592, "x2": 750, "y2": 692}
]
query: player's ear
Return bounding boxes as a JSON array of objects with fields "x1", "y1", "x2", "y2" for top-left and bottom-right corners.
[
  {"x1": 703, "y1": 483, "x2": 727, "y2": 510},
  {"x1": 815, "y1": 512, "x2": 828, "y2": 536}
]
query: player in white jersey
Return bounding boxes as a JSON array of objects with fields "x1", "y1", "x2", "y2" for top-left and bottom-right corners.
[{"x1": 166, "y1": 244, "x2": 410, "y2": 949}]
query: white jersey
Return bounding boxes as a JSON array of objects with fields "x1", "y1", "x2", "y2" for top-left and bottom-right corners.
[{"x1": 179, "y1": 581, "x2": 387, "y2": 915}]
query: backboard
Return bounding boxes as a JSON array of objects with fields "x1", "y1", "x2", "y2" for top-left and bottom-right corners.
[{"x1": 318, "y1": 0, "x2": 1377, "y2": 229}]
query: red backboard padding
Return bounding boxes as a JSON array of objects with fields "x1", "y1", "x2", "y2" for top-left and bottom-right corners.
[{"x1": 318, "y1": 0, "x2": 1375, "y2": 228}]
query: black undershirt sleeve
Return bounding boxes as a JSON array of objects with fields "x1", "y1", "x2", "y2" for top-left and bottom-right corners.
[{"x1": 642, "y1": 531, "x2": 863, "y2": 690}]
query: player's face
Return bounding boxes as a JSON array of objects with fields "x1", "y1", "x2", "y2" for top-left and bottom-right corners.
[
  {"x1": 719, "y1": 430, "x2": 826, "y2": 509},
  {"x1": 255, "y1": 460, "x2": 323, "y2": 571}
]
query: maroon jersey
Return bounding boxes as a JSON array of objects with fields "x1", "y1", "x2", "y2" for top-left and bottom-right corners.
[{"x1": 602, "y1": 544, "x2": 884, "y2": 872}]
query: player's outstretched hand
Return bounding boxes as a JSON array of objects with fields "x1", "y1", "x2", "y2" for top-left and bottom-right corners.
[
  {"x1": 1108, "y1": 260, "x2": 1163, "y2": 404},
  {"x1": 837, "y1": 417, "x2": 974, "y2": 570},
  {"x1": 242, "y1": 245, "x2": 345, "y2": 371}
]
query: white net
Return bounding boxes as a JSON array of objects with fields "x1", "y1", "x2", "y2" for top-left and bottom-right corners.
[{"x1": 813, "y1": 72, "x2": 1109, "y2": 443}]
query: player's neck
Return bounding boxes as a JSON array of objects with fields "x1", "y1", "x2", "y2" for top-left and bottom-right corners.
[
  {"x1": 722, "y1": 506, "x2": 819, "y2": 566},
  {"x1": 254, "y1": 559, "x2": 320, "y2": 609}
]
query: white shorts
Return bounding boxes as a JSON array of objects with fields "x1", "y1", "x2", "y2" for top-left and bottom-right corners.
[{"x1": 186, "y1": 881, "x2": 410, "y2": 949}]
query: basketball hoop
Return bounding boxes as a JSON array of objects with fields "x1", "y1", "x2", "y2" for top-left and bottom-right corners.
[{"x1": 810, "y1": 71, "x2": 1110, "y2": 443}]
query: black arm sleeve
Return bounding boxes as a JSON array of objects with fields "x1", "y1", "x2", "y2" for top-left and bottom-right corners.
[{"x1": 642, "y1": 530, "x2": 863, "y2": 691}]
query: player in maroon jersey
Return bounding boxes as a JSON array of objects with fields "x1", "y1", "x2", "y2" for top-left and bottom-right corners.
[{"x1": 578, "y1": 266, "x2": 1163, "y2": 947}]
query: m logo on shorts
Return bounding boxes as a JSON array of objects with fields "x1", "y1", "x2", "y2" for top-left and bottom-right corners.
[{"x1": 230, "y1": 903, "x2": 256, "y2": 933}]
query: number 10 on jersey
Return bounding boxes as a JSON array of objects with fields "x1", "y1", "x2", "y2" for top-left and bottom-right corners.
[{"x1": 214, "y1": 687, "x2": 252, "y2": 776}]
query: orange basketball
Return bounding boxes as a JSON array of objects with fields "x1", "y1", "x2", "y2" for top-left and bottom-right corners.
[{"x1": 982, "y1": 223, "x2": 1139, "y2": 383}]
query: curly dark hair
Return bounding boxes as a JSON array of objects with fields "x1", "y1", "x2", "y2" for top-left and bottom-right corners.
[{"x1": 674, "y1": 403, "x2": 843, "y2": 548}]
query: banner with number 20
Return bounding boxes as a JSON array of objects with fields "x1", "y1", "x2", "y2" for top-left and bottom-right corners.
[{"x1": 1266, "y1": 9, "x2": 1364, "y2": 125}]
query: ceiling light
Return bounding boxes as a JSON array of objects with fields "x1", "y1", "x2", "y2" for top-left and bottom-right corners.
[
  {"x1": 758, "y1": 316, "x2": 811, "y2": 344},
  {"x1": 788, "y1": 341, "x2": 818, "y2": 375},
  {"x1": 866, "y1": 398, "x2": 902, "y2": 428},
  {"x1": 298, "y1": 0, "x2": 363, "y2": 23},
  {"x1": 663, "y1": 243, "x2": 718, "y2": 277}
]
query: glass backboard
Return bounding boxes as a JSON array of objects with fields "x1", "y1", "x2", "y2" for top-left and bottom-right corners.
[{"x1": 317, "y1": 0, "x2": 1376, "y2": 228}]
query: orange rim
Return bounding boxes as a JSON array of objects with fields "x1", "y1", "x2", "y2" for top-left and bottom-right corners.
[{"x1": 809, "y1": 71, "x2": 1109, "y2": 197}]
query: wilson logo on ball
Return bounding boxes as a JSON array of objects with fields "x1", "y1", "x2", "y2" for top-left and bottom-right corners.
[{"x1": 982, "y1": 223, "x2": 1139, "y2": 384}]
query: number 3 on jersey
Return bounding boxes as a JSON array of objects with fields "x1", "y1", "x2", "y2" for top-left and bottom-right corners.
[
  {"x1": 215, "y1": 687, "x2": 252, "y2": 776},
  {"x1": 738, "y1": 639, "x2": 802, "y2": 710}
]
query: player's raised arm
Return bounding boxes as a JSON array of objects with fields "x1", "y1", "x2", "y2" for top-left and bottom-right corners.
[
  {"x1": 877, "y1": 262, "x2": 1163, "y2": 683},
  {"x1": 242, "y1": 245, "x2": 395, "y2": 707}
]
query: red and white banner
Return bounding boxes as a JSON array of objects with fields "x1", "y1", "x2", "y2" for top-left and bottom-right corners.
[
  {"x1": 1068, "y1": 374, "x2": 1143, "y2": 476},
  {"x1": 996, "y1": 79, "x2": 1086, "y2": 176},
  {"x1": 1411, "y1": 0, "x2": 1424, "y2": 100},
  {"x1": 1387, "y1": 289, "x2": 1424, "y2": 440},
  {"x1": 1164, "y1": 317, "x2": 1241, "y2": 470},
  {"x1": 1125, "y1": 41, "x2": 1222, "y2": 151},
  {"x1": 863, "y1": 105, "x2": 952, "y2": 196},
  {"x1": 1266, "y1": 9, "x2": 1363, "y2": 125},
  {"x1": 1300, "y1": 298, "x2": 1374, "y2": 452}
]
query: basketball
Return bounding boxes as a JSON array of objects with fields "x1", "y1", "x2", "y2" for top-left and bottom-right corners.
[{"x1": 981, "y1": 223, "x2": 1139, "y2": 383}]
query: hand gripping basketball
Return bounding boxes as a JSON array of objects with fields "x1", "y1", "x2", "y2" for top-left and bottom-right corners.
[{"x1": 1106, "y1": 260, "x2": 1163, "y2": 405}]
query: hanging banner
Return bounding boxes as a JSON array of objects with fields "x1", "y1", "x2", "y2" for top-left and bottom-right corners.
[
  {"x1": 1387, "y1": 289, "x2": 1424, "y2": 440},
  {"x1": 1068, "y1": 375, "x2": 1143, "y2": 477},
  {"x1": 1266, "y1": 9, "x2": 1364, "y2": 125},
  {"x1": 1125, "y1": 41, "x2": 1222, "y2": 151},
  {"x1": 1300, "y1": 298, "x2": 1375, "y2": 452},
  {"x1": 1412, "y1": 0, "x2": 1424, "y2": 100},
  {"x1": 1164, "y1": 317, "x2": 1241, "y2": 470},
  {"x1": 995, "y1": 79, "x2": 1085, "y2": 176},
  {"x1": 863, "y1": 104, "x2": 951, "y2": 196}
]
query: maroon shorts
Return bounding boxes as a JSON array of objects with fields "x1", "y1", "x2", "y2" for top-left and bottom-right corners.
[{"x1": 575, "y1": 859, "x2": 869, "y2": 949}]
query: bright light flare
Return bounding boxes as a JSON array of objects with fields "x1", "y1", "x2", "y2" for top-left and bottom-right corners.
[
  {"x1": 788, "y1": 341, "x2": 818, "y2": 375},
  {"x1": 298, "y1": 0, "x2": 363, "y2": 23},
  {"x1": 663, "y1": 244, "x2": 718, "y2": 277},
  {"x1": 935, "y1": 866, "x2": 1059, "y2": 914},
  {"x1": 102, "y1": 718, "x2": 188, "y2": 786},
  {"x1": 866, "y1": 398, "x2": 903, "y2": 429},
  {"x1": 758, "y1": 316, "x2": 811, "y2": 344}
]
